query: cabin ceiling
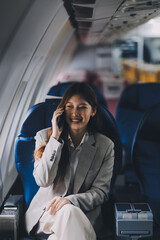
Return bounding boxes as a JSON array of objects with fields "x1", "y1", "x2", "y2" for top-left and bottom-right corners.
[{"x1": 64, "y1": 0, "x2": 160, "y2": 44}]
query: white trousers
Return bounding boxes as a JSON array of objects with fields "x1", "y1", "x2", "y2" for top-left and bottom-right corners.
[{"x1": 35, "y1": 204, "x2": 96, "y2": 240}]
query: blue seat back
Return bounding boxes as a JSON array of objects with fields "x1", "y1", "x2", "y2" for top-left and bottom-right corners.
[
  {"x1": 115, "y1": 83, "x2": 160, "y2": 182},
  {"x1": 132, "y1": 104, "x2": 160, "y2": 226},
  {"x1": 47, "y1": 81, "x2": 107, "y2": 107},
  {"x1": 98, "y1": 106, "x2": 122, "y2": 192},
  {"x1": 15, "y1": 99, "x2": 60, "y2": 207}
]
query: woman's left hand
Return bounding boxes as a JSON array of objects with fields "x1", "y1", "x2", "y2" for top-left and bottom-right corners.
[{"x1": 47, "y1": 196, "x2": 71, "y2": 215}]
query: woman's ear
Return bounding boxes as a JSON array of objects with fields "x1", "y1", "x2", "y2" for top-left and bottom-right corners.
[{"x1": 91, "y1": 108, "x2": 97, "y2": 117}]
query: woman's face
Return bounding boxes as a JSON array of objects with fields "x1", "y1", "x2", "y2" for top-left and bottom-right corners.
[{"x1": 65, "y1": 94, "x2": 96, "y2": 134}]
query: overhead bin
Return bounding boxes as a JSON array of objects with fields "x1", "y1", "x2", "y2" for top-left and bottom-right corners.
[{"x1": 64, "y1": 0, "x2": 160, "y2": 44}]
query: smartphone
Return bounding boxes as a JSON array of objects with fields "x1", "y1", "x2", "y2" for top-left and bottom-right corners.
[{"x1": 58, "y1": 111, "x2": 65, "y2": 128}]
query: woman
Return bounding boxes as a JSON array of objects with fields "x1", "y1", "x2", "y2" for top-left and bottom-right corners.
[{"x1": 25, "y1": 82, "x2": 114, "y2": 240}]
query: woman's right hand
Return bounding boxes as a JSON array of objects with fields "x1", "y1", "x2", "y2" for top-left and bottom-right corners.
[{"x1": 51, "y1": 107, "x2": 64, "y2": 140}]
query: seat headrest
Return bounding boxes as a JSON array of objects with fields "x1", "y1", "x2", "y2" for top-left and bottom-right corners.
[
  {"x1": 118, "y1": 83, "x2": 160, "y2": 111},
  {"x1": 20, "y1": 99, "x2": 61, "y2": 137},
  {"x1": 47, "y1": 81, "x2": 107, "y2": 107},
  {"x1": 135, "y1": 103, "x2": 160, "y2": 142}
]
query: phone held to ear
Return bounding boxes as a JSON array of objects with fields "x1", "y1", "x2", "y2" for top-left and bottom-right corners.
[{"x1": 58, "y1": 112, "x2": 65, "y2": 128}]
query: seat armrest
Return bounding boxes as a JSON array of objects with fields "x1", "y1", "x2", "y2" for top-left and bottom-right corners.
[
  {"x1": 115, "y1": 202, "x2": 153, "y2": 239},
  {"x1": 4, "y1": 194, "x2": 24, "y2": 208},
  {"x1": 0, "y1": 195, "x2": 24, "y2": 240}
]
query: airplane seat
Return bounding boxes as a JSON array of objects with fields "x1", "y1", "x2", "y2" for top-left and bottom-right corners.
[
  {"x1": 97, "y1": 105, "x2": 122, "y2": 239},
  {"x1": 131, "y1": 103, "x2": 160, "y2": 232},
  {"x1": 98, "y1": 105, "x2": 122, "y2": 193},
  {"x1": 15, "y1": 99, "x2": 60, "y2": 208},
  {"x1": 14, "y1": 91, "x2": 122, "y2": 240},
  {"x1": 115, "y1": 82, "x2": 160, "y2": 184},
  {"x1": 46, "y1": 81, "x2": 108, "y2": 107}
]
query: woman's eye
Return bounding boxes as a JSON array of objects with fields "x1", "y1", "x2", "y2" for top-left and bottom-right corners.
[
  {"x1": 66, "y1": 105, "x2": 73, "y2": 109},
  {"x1": 79, "y1": 106, "x2": 87, "y2": 110}
]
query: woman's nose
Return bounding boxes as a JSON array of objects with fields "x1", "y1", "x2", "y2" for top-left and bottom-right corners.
[{"x1": 72, "y1": 108, "x2": 79, "y2": 116}]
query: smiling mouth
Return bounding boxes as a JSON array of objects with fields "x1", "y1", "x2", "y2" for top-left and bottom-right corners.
[{"x1": 70, "y1": 118, "x2": 82, "y2": 123}]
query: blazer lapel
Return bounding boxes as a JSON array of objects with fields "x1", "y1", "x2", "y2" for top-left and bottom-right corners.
[{"x1": 73, "y1": 134, "x2": 96, "y2": 193}]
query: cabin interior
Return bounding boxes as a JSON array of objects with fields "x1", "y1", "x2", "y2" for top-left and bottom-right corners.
[{"x1": 0, "y1": 0, "x2": 160, "y2": 240}]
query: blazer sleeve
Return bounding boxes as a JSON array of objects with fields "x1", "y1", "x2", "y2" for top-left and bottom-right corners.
[
  {"x1": 66, "y1": 141, "x2": 114, "y2": 213},
  {"x1": 33, "y1": 130, "x2": 64, "y2": 187}
]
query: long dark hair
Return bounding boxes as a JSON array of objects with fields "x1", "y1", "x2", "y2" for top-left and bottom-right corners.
[{"x1": 35, "y1": 82, "x2": 99, "y2": 184}]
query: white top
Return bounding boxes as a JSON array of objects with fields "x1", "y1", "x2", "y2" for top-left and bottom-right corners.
[{"x1": 67, "y1": 132, "x2": 89, "y2": 194}]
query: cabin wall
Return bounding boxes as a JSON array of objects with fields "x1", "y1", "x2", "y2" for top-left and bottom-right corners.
[
  {"x1": 0, "y1": 0, "x2": 34, "y2": 60},
  {"x1": 0, "y1": 0, "x2": 77, "y2": 207}
]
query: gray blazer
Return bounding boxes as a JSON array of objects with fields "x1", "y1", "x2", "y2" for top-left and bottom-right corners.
[{"x1": 25, "y1": 128, "x2": 114, "y2": 234}]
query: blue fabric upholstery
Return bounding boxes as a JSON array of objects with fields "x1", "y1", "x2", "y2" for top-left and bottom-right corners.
[
  {"x1": 15, "y1": 99, "x2": 60, "y2": 207},
  {"x1": 115, "y1": 83, "x2": 160, "y2": 183},
  {"x1": 132, "y1": 103, "x2": 160, "y2": 226},
  {"x1": 47, "y1": 81, "x2": 108, "y2": 107},
  {"x1": 98, "y1": 106, "x2": 122, "y2": 192}
]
